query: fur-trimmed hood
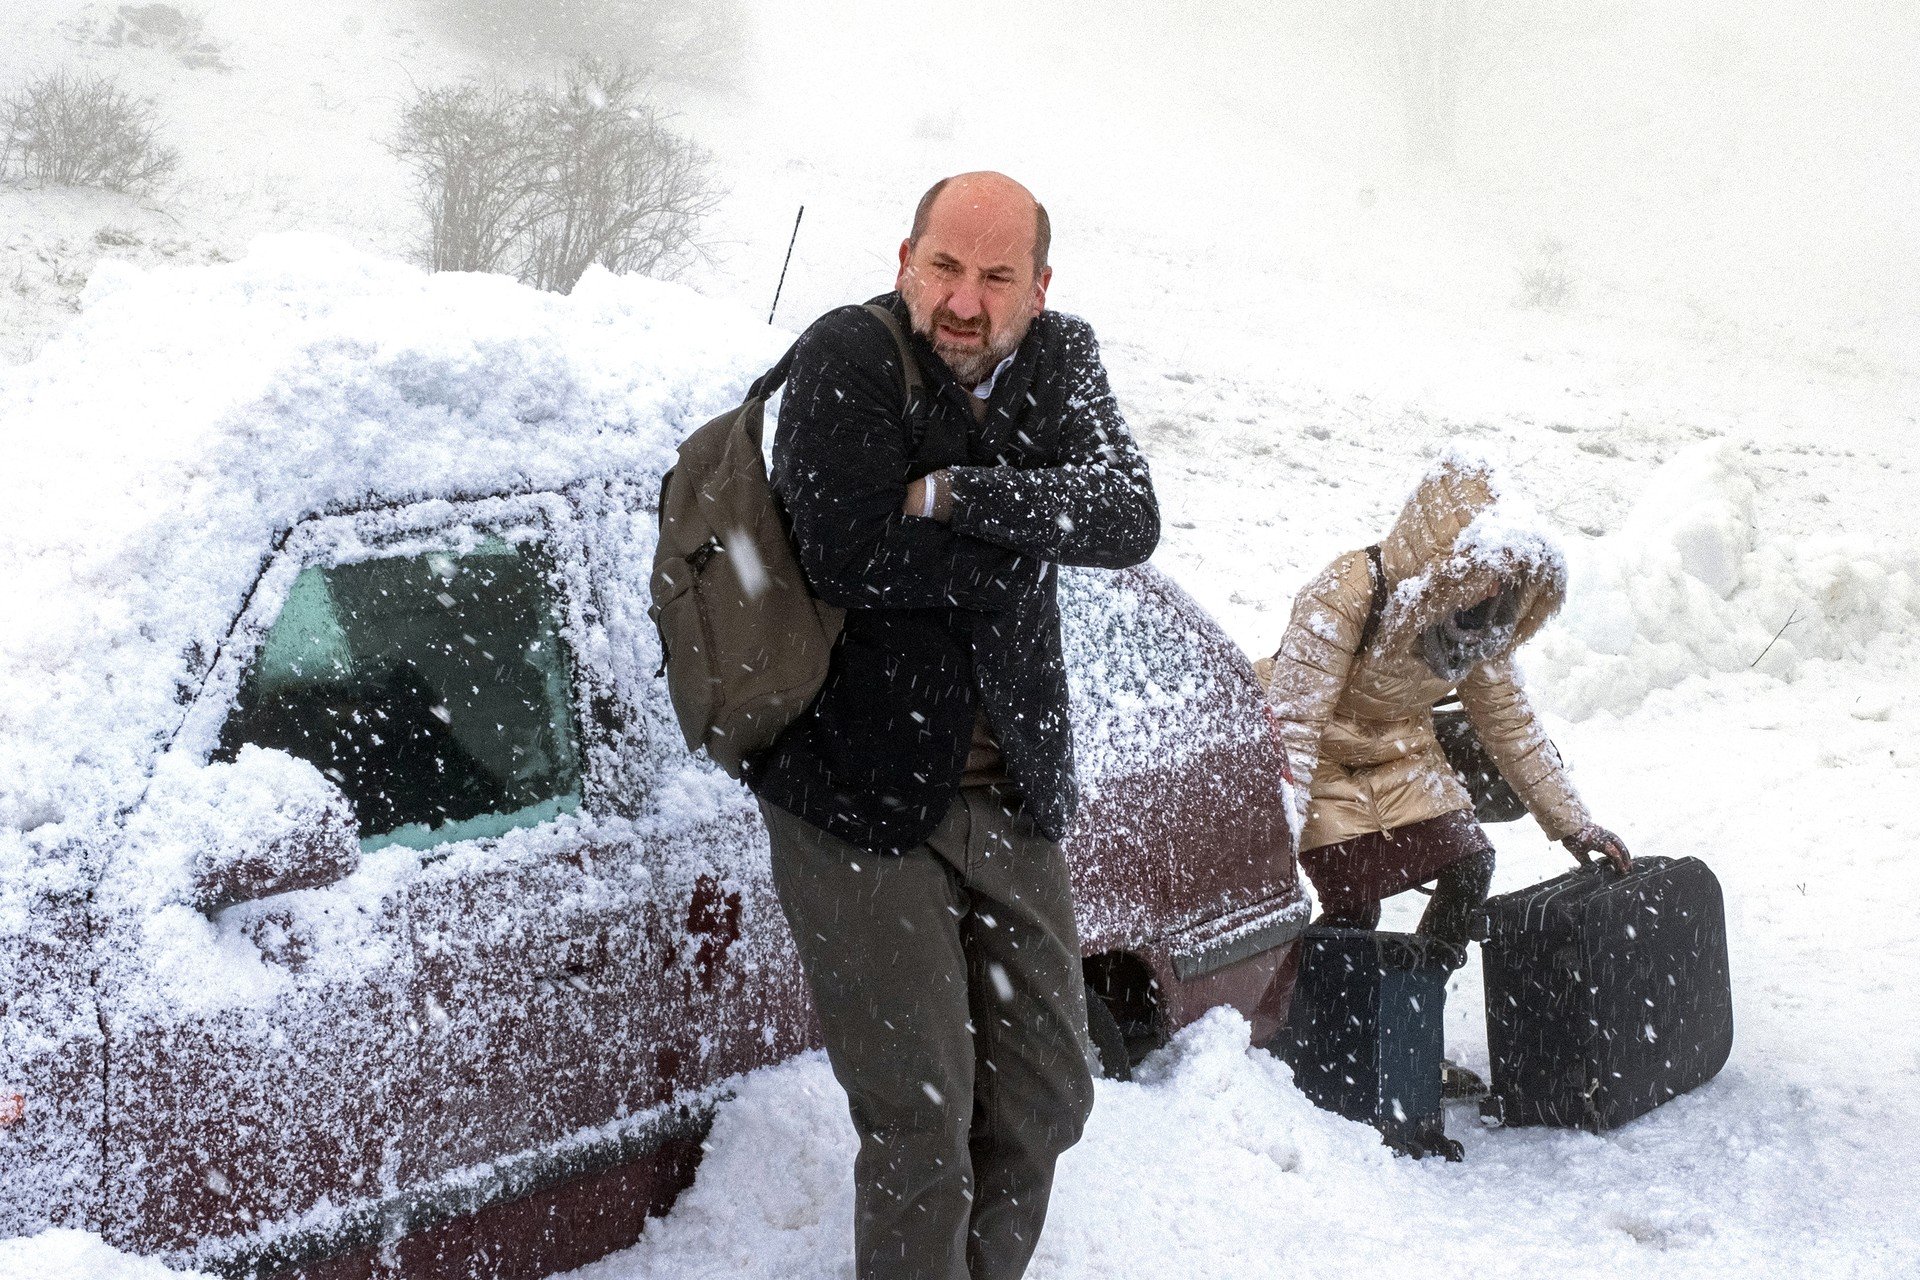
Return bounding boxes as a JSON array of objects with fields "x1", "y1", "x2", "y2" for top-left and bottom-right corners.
[{"x1": 1373, "y1": 451, "x2": 1568, "y2": 657}]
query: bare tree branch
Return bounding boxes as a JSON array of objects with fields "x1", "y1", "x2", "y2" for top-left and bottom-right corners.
[{"x1": 3, "y1": 70, "x2": 179, "y2": 193}]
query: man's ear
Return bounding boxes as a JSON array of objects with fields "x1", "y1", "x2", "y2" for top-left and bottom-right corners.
[
  {"x1": 896, "y1": 239, "x2": 913, "y2": 292},
  {"x1": 1030, "y1": 265, "x2": 1052, "y2": 317}
]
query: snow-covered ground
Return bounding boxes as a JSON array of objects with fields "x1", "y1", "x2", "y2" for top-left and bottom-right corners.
[
  {"x1": 564, "y1": 651, "x2": 1920, "y2": 1280},
  {"x1": 3, "y1": 0, "x2": 1918, "y2": 1277},
  {"x1": 0, "y1": 1230, "x2": 203, "y2": 1280}
]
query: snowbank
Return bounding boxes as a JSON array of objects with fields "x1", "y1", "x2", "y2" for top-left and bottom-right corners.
[
  {"x1": 1530, "y1": 441, "x2": 1920, "y2": 719},
  {"x1": 0, "y1": 1229, "x2": 211, "y2": 1280}
]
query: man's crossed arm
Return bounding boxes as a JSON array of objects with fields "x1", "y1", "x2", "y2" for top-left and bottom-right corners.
[{"x1": 777, "y1": 311, "x2": 1158, "y2": 613}]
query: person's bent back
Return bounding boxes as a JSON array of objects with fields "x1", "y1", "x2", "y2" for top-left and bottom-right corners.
[{"x1": 1256, "y1": 451, "x2": 1629, "y2": 948}]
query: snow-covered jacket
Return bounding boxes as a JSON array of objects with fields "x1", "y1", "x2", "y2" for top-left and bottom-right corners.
[
  {"x1": 1254, "y1": 454, "x2": 1589, "y2": 851},
  {"x1": 746, "y1": 295, "x2": 1159, "y2": 855}
]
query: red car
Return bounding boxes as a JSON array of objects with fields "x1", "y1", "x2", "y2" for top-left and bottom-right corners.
[{"x1": 2, "y1": 384, "x2": 1300, "y2": 1280}]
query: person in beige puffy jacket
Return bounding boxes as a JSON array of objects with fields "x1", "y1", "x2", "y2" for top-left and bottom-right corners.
[{"x1": 1254, "y1": 452, "x2": 1630, "y2": 949}]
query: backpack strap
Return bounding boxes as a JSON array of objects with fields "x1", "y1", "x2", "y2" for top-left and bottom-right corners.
[
  {"x1": 860, "y1": 302, "x2": 926, "y2": 414},
  {"x1": 744, "y1": 303, "x2": 924, "y2": 417},
  {"x1": 747, "y1": 341, "x2": 798, "y2": 402},
  {"x1": 1356, "y1": 544, "x2": 1388, "y2": 656}
]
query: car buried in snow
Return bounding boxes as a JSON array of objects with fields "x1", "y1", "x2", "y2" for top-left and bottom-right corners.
[{"x1": 0, "y1": 258, "x2": 1304, "y2": 1280}]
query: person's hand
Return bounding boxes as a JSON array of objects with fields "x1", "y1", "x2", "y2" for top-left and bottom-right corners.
[
  {"x1": 903, "y1": 470, "x2": 954, "y2": 522},
  {"x1": 1563, "y1": 823, "x2": 1632, "y2": 875}
]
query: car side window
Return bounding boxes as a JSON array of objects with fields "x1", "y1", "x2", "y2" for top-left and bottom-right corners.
[{"x1": 216, "y1": 535, "x2": 583, "y2": 852}]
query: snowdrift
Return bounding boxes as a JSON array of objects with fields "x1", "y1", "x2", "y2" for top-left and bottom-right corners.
[
  {"x1": 563, "y1": 1006, "x2": 1912, "y2": 1280},
  {"x1": 1531, "y1": 442, "x2": 1920, "y2": 719}
]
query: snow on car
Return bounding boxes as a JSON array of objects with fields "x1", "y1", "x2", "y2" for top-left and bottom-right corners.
[{"x1": 0, "y1": 238, "x2": 1302, "y2": 1278}]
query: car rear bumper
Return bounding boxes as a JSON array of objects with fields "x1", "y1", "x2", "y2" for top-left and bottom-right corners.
[{"x1": 1143, "y1": 891, "x2": 1311, "y2": 1049}]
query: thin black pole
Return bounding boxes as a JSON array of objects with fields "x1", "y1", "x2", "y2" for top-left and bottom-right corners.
[{"x1": 768, "y1": 205, "x2": 805, "y2": 325}]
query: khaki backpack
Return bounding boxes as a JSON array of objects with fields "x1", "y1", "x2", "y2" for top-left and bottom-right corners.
[{"x1": 648, "y1": 303, "x2": 924, "y2": 777}]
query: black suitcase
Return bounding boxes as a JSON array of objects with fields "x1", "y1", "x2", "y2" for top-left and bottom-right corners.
[
  {"x1": 1475, "y1": 855, "x2": 1733, "y2": 1132},
  {"x1": 1273, "y1": 928, "x2": 1463, "y2": 1160}
]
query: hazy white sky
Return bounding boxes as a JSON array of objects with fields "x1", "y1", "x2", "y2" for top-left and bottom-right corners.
[{"x1": 683, "y1": 0, "x2": 1919, "y2": 344}]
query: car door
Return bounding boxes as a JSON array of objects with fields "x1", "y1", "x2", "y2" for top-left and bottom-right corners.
[
  {"x1": 307, "y1": 494, "x2": 626, "y2": 1188},
  {"x1": 96, "y1": 493, "x2": 635, "y2": 1259},
  {"x1": 0, "y1": 850, "x2": 103, "y2": 1241}
]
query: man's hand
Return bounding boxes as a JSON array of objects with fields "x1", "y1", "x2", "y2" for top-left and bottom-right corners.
[
  {"x1": 1563, "y1": 823, "x2": 1632, "y2": 875},
  {"x1": 903, "y1": 470, "x2": 955, "y2": 523}
]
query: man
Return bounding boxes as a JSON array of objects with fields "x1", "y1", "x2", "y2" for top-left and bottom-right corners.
[{"x1": 743, "y1": 172, "x2": 1159, "y2": 1280}]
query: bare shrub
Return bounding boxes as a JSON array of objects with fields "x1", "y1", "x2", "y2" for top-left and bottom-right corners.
[
  {"x1": 389, "y1": 58, "x2": 721, "y2": 293},
  {"x1": 517, "y1": 59, "x2": 720, "y2": 292},
  {"x1": 111, "y1": 4, "x2": 206, "y2": 48},
  {"x1": 56, "y1": 4, "x2": 225, "y2": 69},
  {"x1": 3, "y1": 69, "x2": 180, "y2": 192},
  {"x1": 109, "y1": 5, "x2": 225, "y2": 69},
  {"x1": 1517, "y1": 236, "x2": 1573, "y2": 309},
  {"x1": 391, "y1": 82, "x2": 542, "y2": 274}
]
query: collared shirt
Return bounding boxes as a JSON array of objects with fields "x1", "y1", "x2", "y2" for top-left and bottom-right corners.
[{"x1": 972, "y1": 352, "x2": 1017, "y2": 401}]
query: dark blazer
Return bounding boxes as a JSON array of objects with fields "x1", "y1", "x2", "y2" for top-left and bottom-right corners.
[{"x1": 743, "y1": 293, "x2": 1159, "y2": 854}]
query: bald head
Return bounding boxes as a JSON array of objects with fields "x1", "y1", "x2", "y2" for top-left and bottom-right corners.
[
  {"x1": 895, "y1": 171, "x2": 1054, "y2": 386},
  {"x1": 909, "y1": 172, "x2": 1051, "y2": 275}
]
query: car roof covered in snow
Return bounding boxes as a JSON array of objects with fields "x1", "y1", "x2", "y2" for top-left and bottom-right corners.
[{"x1": 0, "y1": 235, "x2": 789, "y2": 855}]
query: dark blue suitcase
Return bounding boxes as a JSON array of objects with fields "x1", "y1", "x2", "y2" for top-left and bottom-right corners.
[
  {"x1": 1475, "y1": 855, "x2": 1733, "y2": 1132},
  {"x1": 1272, "y1": 927, "x2": 1463, "y2": 1159}
]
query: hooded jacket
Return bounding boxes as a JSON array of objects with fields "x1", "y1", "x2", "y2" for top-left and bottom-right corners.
[{"x1": 1255, "y1": 454, "x2": 1588, "y2": 852}]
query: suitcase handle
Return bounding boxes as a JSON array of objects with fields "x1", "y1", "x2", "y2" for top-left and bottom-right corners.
[{"x1": 1568, "y1": 844, "x2": 1633, "y2": 876}]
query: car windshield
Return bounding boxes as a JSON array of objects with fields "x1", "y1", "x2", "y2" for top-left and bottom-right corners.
[{"x1": 217, "y1": 535, "x2": 583, "y2": 851}]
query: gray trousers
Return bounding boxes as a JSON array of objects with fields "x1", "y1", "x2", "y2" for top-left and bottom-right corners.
[{"x1": 760, "y1": 789, "x2": 1096, "y2": 1280}]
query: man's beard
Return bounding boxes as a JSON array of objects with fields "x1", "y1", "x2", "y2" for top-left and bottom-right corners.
[{"x1": 917, "y1": 305, "x2": 1028, "y2": 388}]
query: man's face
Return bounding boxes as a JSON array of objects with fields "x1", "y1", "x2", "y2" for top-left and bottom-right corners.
[{"x1": 896, "y1": 178, "x2": 1052, "y2": 388}]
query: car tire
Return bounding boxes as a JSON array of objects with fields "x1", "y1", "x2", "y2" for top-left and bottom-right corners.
[{"x1": 1086, "y1": 989, "x2": 1132, "y2": 1082}]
